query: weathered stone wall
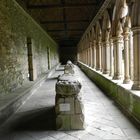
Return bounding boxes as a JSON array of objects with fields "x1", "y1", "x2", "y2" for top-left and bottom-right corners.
[{"x1": 0, "y1": 0, "x2": 59, "y2": 94}]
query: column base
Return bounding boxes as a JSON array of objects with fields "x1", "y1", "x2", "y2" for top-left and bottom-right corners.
[
  {"x1": 132, "y1": 83, "x2": 140, "y2": 90},
  {"x1": 113, "y1": 75, "x2": 122, "y2": 80},
  {"x1": 109, "y1": 72, "x2": 113, "y2": 77},
  {"x1": 103, "y1": 70, "x2": 110, "y2": 74},
  {"x1": 123, "y1": 79, "x2": 131, "y2": 84},
  {"x1": 96, "y1": 68, "x2": 101, "y2": 71}
]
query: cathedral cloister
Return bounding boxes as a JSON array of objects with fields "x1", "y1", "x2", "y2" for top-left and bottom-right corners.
[{"x1": 0, "y1": 0, "x2": 140, "y2": 139}]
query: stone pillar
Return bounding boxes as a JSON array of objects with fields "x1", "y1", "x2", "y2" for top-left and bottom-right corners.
[
  {"x1": 96, "y1": 37, "x2": 102, "y2": 71},
  {"x1": 129, "y1": 31, "x2": 133, "y2": 80},
  {"x1": 123, "y1": 17, "x2": 131, "y2": 84},
  {"x1": 101, "y1": 42, "x2": 104, "y2": 72},
  {"x1": 93, "y1": 40, "x2": 96, "y2": 69},
  {"x1": 131, "y1": 27, "x2": 140, "y2": 89},
  {"x1": 87, "y1": 48, "x2": 89, "y2": 65},
  {"x1": 131, "y1": 0, "x2": 140, "y2": 90},
  {"x1": 113, "y1": 22, "x2": 123, "y2": 80},
  {"x1": 88, "y1": 47, "x2": 91, "y2": 66},
  {"x1": 89, "y1": 42, "x2": 93, "y2": 67},
  {"x1": 109, "y1": 39, "x2": 114, "y2": 76},
  {"x1": 103, "y1": 40, "x2": 110, "y2": 74},
  {"x1": 84, "y1": 49, "x2": 86, "y2": 64},
  {"x1": 85, "y1": 49, "x2": 87, "y2": 65}
]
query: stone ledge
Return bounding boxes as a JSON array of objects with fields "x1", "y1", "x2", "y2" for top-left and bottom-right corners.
[
  {"x1": 78, "y1": 61, "x2": 140, "y2": 125},
  {"x1": 0, "y1": 63, "x2": 60, "y2": 126}
]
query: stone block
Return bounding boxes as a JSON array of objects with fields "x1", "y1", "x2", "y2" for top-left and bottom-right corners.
[
  {"x1": 64, "y1": 97, "x2": 74, "y2": 114},
  {"x1": 56, "y1": 115, "x2": 71, "y2": 130},
  {"x1": 55, "y1": 97, "x2": 65, "y2": 115},
  {"x1": 55, "y1": 97, "x2": 75, "y2": 115},
  {"x1": 71, "y1": 114, "x2": 85, "y2": 130},
  {"x1": 75, "y1": 96, "x2": 84, "y2": 114},
  {"x1": 56, "y1": 76, "x2": 81, "y2": 96}
]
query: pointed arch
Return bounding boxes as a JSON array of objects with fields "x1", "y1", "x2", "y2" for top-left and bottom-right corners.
[
  {"x1": 91, "y1": 26, "x2": 96, "y2": 41},
  {"x1": 95, "y1": 21, "x2": 102, "y2": 41},
  {"x1": 102, "y1": 10, "x2": 111, "y2": 41},
  {"x1": 112, "y1": 0, "x2": 128, "y2": 36}
]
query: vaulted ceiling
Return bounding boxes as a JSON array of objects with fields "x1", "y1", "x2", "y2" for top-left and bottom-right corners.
[{"x1": 16, "y1": 0, "x2": 105, "y2": 47}]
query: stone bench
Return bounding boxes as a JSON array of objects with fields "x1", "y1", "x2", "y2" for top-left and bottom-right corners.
[{"x1": 55, "y1": 74, "x2": 85, "y2": 130}]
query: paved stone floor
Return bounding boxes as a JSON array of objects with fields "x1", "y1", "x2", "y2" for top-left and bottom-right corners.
[{"x1": 0, "y1": 66, "x2": 140, "y2": 140}]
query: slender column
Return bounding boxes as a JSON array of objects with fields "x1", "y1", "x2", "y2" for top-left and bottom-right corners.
[
  {"x1": 87, "y1": 48, "x2": 89, "y2": 66},
  {"x1": 88, "y1": 47, "x2": 90, "y2": 66},
  {"x1": 83, "y1": 50, "x2": 85, "y2": 64},
  {"x1": 96, "y1": 41, "x2": 99, "y2": 70},
  {"x1": 85, "y1": 49, "x2": 87, "y2": 65},
  {"x1": 129, "y1": 31, "x2": 133, "y2": 80},
  {"x1": 96, "y1": 37, "x2": 102, "y2": 71},
  {"x1": 113, "y1": 22, "x2": 123, "y2": 80},
  {"x1": 131, "y1": 0, "x2": 140, "y2": 90},
  {"x1": 101, "y1": 43, "x2": 104, "y2": 72},
  {"x1": 89, "y1": 46, "x2": 91, "y2": 66},
  {"x1": 123, "y1": 22, "x2": 130, "y2": 84},
  {"x1": 81, "y1": 51, "x2": 83, "y2": 63},
  {"x1": 86, "y1": 47, "x2": 88, "y2": 65},
  {"x1": 109, "y1": 39, "x2": 114, "y2": 76},
  {"x1": 103, "y1": 41, "x2": 110, "y2": 74},
  {"x1": 82, "y1": 50, "x2": 84, "y2": 63},
  {"x1": 93, "y1": 40, "x2": 96, "y2": 69},
  {"x1": 89, "y1": 42, "x2": 93, "y2": 67},
  {"x1": 131, "y1": 27, "x2": 140, "y2": 89}
]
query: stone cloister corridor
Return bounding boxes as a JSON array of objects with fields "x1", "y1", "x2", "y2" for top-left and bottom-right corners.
[
  {"x1": 1, "y1": 0, "x2": 140, "y2": 139},
  {"x1": 0, "y1": 65, "x2": 140, "y2": 140}
]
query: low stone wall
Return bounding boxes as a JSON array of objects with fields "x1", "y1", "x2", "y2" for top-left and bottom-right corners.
[{"x1": 78, "y1": 61, "x2": 140, "y2": 124}]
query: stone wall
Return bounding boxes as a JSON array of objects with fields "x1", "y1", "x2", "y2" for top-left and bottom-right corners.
[
  {"x1": 78, "y1": 62, "x2": 140, "y2": 124},
  {"x1": 0, "y1": 0, "x2": 59, "y2": 94}
]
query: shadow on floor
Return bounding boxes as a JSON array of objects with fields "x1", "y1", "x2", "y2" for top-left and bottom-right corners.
[{"x1": 13, "y1": 107, "x2": 56, "y2": 131}]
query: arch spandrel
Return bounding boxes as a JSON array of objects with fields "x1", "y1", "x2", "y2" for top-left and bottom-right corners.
[
  {"x1": 91, "y1": 26, "x2": 96, "y2": 41},
  {"x1": 102, "y1": 10, "x2": 111, "y2": 41},
  {"x1": 95, "y1": 21, "x2": 102, "y2": 41}
]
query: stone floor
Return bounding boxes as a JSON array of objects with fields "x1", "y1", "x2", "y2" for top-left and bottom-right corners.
[{"x1": 0, "y1": 66, "x2": 140, "y2": 140}]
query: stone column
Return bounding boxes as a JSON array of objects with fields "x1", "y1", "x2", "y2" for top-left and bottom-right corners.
[
  {"x1": 88, "y1": 46, "x2": 91, "y2": 66},
  {"x1": 89, "y1": 42, "x2": 93, "y2": 67},
  {"x1": 84, "y1": 49, "x2": 86, "y2": 64},
  {"x1": 103, "y1": 40, "x2": 110, "y2": 74},
  {"x1": 82, "y1": 51, "x2": 84, "y2": 63},
  {"x1": 131, "y1": 0, "x2": 140, "y2": 89},
  {"x1": 101, "y1": 42, "x2": 104, "y2": 72},
  {"x1": 109, "y1": 39, "x2": 114, "y2": 76},
  {"x1": 131, "y1": 27, "x2": 140, "y2": 89},
  {"x1": 87, "y1": 48, "x2": 89, "y2": 65},
  {"x1": 86, "y1": 47, "x2": 88, "y2": 65},
  {"x1": 96, "y1": 37, "x2": 102, "y2": 71},
  {"x1": 129, "y1": 31, "x2": 133, "y2": 80},
  {"x1": 93, "y1": 40, "x2": 96, "y2": 69},
  {"x1": 113, "y1": 22, "x2": 123, "y2": 80},
  {"x1": 123, "y1": 18, "x2": 131, "y2": 84},
  {"x1": 85, "y1": 49, "x2": 87, "y2": 64}
]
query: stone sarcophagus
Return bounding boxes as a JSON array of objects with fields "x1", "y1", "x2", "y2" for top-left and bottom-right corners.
[{"x1": 55, "y1": 74, "x2": 85, "y2": 130}]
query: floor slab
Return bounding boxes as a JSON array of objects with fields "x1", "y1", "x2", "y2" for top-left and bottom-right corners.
[{"x1": 0, "y1": 66, "x2": 140, "y2": 140}]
